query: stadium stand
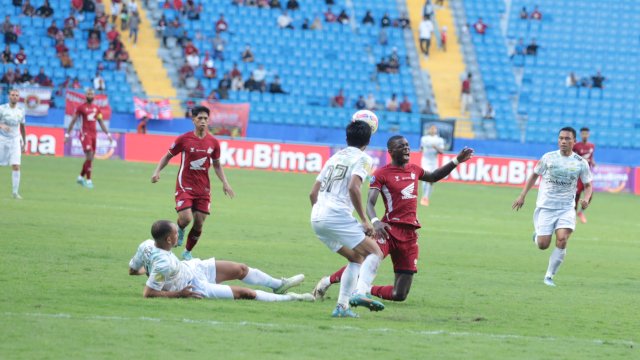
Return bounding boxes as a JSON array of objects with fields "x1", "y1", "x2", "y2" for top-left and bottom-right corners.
[
  {"x1": 461, "y1": 0, "x2": 640, "y2": 148},
  {"x1": 145, "y1": 0, "x2": 425, "y2": 134},
  {"x1": 0, "y1": 0, "x2": 135, "y2": 113}
]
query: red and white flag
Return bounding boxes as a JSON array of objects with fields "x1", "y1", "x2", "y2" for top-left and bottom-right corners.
[
  {"x1": 134, "y1": 97, "x2": 172, "y2": 120},
  {"x1": 18, "y1": 87, "x2": 53, "y2": 116}
]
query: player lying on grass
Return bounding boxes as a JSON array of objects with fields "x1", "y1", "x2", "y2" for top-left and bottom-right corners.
[
  {"x1": 129, "y1": 220, "x2": 314, "y2": 301},
  {"x1": 313, "y1": 136, "x2": 473, "y2": 302}
]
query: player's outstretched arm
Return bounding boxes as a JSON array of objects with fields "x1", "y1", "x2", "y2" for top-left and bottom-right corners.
[
  {"x1": 143, "y1": 285, "x2": 203, "y2": 299},
  {"x1": 151, "y1": 152, "x2": 173, "y2": 183},
  {"x1": 349, "y1": 175, "x2": 373, "y2": 236},
  {"x1": 421, "y1": 147, "x2": 474, "y2": 183},
  {"x1": 512, "y1": 173, "x2": 539, "y2": 211},
  {"x1": 309, "y1": 181, "x2": 321, "y2": 206},
  {"x1": 212, "y1": 159, "x2": 235, "y2": 198},
  {"x1": 367, "y1": 188, "x2": 390, "y2": 239}
]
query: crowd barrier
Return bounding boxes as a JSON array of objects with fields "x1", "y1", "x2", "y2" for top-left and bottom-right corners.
[{"x1": 24, "y1": 126, "x2": 639, "y2": 195}]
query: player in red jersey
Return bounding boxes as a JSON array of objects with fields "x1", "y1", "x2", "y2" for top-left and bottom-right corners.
[
  {"x1": 572, "y1": 127, "x2": 595, "y2": 223},
  {"x1": 64, "y1": 89, "x2": 113, "y2": 189},
  {"x1": 313, "y1": 135, "x2": 473, "y2": 301},
  {"x1": 151, "y1": 105, "x2": 234, "y2": 260}
]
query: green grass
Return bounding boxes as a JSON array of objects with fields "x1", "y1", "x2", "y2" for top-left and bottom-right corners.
[{"x1": 0, "y1": 156, "x2": 638, "y2": 359}]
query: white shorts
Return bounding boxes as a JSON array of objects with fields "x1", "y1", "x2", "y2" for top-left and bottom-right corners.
[
  {"x1": 421, "y1": 159, "x2": 437, "y2": 172},
  {"x1": 533, "y1": 207, "x2": 576, "y2": 236},
  {"x1": 188, "y1": 257, "x2": 218, "y2": 283},
  {"x1": 0, "y1": 137, "x2": 21, "y2": 166},
  {"x1": 192, "y1": 278, "x2": 234, "y2": 299},
  {"x1": 311, "y1": 217, "x2": 366, "y2": 252}
]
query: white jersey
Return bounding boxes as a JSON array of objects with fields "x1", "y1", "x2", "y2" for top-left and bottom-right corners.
[
  {"x1": 0, "y1": 103, "x2": 26, "y2": 140},
  {"x1": 129, "y1": 239, "x2": 155, "y2": 274},
  {"x1": 534, "y1": 150, "x2": 592, "y2": 210},
  {"x1": 420, "y1": 135, "x2": 445, "y2": 163},
  {"x1": 311, "y1": 146, "x2": 372, "y2": 221},
  {"x1": 146, "y1": 247, "x2": 199, "y2": 292}
]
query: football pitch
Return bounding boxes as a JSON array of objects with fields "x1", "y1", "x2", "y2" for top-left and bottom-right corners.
[{"x1": 0, "y1": 156, "x2": 637, "y2": 359}]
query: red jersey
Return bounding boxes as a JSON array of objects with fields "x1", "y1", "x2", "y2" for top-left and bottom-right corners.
[
  {"x1": 370, "y1": 163, "x2": 426, "y2": 229},
  {"x1": 573, "y1": 141, "x2": 595, "y2": 167},
  {"x1": 168, "y1": 132, "x2": 221, "y2": 196},
  {"x1": 75, "y1": 103, "x2": 102, "y2": 136}
]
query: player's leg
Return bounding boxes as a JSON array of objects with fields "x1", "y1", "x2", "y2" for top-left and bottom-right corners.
[
  {"x1": 176, "y1": 208, "x2": 194, "y2": 258},
  {"x1": 544, "y1": 209, "x2": 575, "y2": 286},
  {"x1": 349, "y1": 237, "x2": 385, "y2": 311},
  {"x1": 372, "y1": 230, "x2": 417, "y2": 301},
  {"x1": 184, "y1": 209, "x2": 208, "y2": 258},
  {"x1": 229, "y1": 286, "x2": 314, "y2": 302},
  {"x1": 10, "y1": 137, "x2": 22, "y2": 198},
  {"x1": 533, "y1": 207, "x2": 554, "y2": 250},
  {"x1": 215, "y1": 260, "x2": 304, "y2": 293}
]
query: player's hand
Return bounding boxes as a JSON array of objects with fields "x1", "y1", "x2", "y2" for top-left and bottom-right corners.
[
  {"x1": 223, "y1": 183, "x2": 235, "y2": 198},
  {"x1": 362, "y1": 221, "x2": 374, "y2": 237},
  {"x1": 107, "y1": 134, "x2": 114, "y2": 144},
  {"x1": 373, "y1": 221, "x2": 391, "y2": 240},
  {"x1": 580, "y1": 199, "x2": 590, "y2": 210},
  {"x1": 457, "y1": 147, "x2": 474, "y2": 163},
  {"x1": 512, "y1": 195, "x2": 525, "y2": 211},
  {"x1": 151, "y1": 173, "x2": 160, "y2": 183},
  {"x1": 179, "y1": 285, "x2": 203, "y2": 299}
]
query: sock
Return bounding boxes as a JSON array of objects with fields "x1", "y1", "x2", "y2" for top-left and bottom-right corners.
[
  {"x1": 371, "y1": 285, "x2": 394, "y2": 300},
  {"x1": 80, "y1": 161, "x2": 87, "y2": 177},
  {"x1": 329, "y1": 266, "x2": 346, "y2": 284},
  {"x1": 545, "y1": 247, "x2": 566, "y2": 278},
  {"x1": 242, "y1": 267, "x2": 282, "y2": 290},
  {"x1": 356, "y1": 254, "x2": 381, "y2": 295},
  {"x1": 185, "y1": 228, "x2": 202, "y2": 251},
  {"x1": 423, "y1": 182, "x2": 432, "y2": 198},
  {"x1": 11, "y1": 170, "x2": 20, "y2": 194},
  {"x1": 254, "y1": 290, "x2": 294, "y2": 302},
  {"x1": 427, "y1": 182, "x2": 434, "y2": 198},
  {"x1": 337, "y1": 262, "x2": 360, "y2": 307},
  {"x1": 85, "y1": 160, "x2": 92, "y2": 180}
]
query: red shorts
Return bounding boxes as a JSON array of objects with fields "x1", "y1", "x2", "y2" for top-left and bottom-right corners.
[
  {"x1": 175, "y1": 191, "x2": 211, "y2": 214},
  {"x1": 377, "y1": 224, "x2": 419, "y2": 273},
  {"x1": 80, "y1": 133, "x2": 96, "y2": 153}
]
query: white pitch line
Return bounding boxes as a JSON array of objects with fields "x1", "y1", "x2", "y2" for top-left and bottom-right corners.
[{"x1": 3, "y1": 312, "x2": 636, "y2": 348}]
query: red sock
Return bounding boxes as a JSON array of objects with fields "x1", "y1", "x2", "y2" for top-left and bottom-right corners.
[
  {"x1": 80, "y1": 160, "x2": 87, "y2": 177},
  {"x1": 329, "y1": 266, "x2": 346, "y2": 284},
  {"x1": 83, "y1": 160, "x2": 93, "y2": 180},
  {"x1": 371, "y1": 286, "x2": 394, "y2": 300},
  {"x1": 185, "y1": 228, "x2": 202, "y2": 251}
]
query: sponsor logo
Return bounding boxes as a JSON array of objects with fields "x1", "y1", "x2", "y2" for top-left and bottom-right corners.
[
  {"x1": 176, "y1": 200, "x2": 184, "y2": 207},
  {"x1": 24, "y1": 134, "x2": 56, "y2": 155},
  {"x1": 442, "y1": 155, "x2": 537, "y2": 185},
  {"x1": 207, "y1": 147, "x2": 213, "y2": 154},
  {"x1": 219, "y1": 142, "x2": 323, "y2": 172},
  {"x1": 190, "y1": 157, "x2": 207, "y2": 170},
  {"x1": 400, "y1": 183, "x2": 416, "y2": 199},
  {"x1": 395, "y1": 176, "x2": 400, "y2": 181}
]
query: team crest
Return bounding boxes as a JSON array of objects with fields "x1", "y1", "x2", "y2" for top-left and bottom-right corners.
[
  {"x1": 369, "y1": 176, "x2": 376, "y2": 184},
  {"x1": 207, "y1": 147, "x2": 213, "y2": 154}
]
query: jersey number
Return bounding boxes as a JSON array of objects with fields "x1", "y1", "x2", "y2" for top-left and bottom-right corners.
[{"x1": 320, "y1": 164, "x2": 348, "y2": 193}]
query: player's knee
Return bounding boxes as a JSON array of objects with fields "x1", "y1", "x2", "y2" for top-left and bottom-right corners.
[
  {"x1": 233, "y1": 288, "x2": 256, "y2": 300},
  {"x1": 538, "y1": 242, "x2": 550, "y2": 250},
  {"x1": 392, "y1": 291, "x2": 409, "y2": 302},
  {"x1": 237, "y1": 263, "x2": 249, "y2": 279},
  {"x1": 11, "y1": 165, "x2": 19, "y2": 171}
]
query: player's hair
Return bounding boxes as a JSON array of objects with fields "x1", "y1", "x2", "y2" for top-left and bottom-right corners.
[
  {"x1": 346, "y1": 120, "x2": 371, "y2": 148},
  {"x1": 387, "y1": 135, "x2": 404, "y2": 149},
  {"x1": 191, "y1": 105, "x2": 210, "y2": 118},
  {"x1": 8, "y1": 88, "x2": 19, "y2": 94},
  {"x1": 151, "y1": 220, "x2": 175, "y2": 242},
  {"x1": 559, "y1": 126, "x2": 576, "y2": 139},
  {"x1": 580, "y1": 127, "x2": 590, "y2": 132}
]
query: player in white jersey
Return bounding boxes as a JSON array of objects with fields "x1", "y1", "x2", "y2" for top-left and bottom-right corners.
[
  {"x1": 310, "y1": 120, "x2": 384, "y2": 317},
  {"x1": 512, "y1": 127, "x2": 593, "y2": 287},
  {"x1": 419, "y1": 125, "x2": 445, "y2": 206},
  {"x1": 131, "y1": 220, "x2": 314, "y2": 301},
  {"x1": 0, "y1": 89, "x2": 26, "y2": 199}
]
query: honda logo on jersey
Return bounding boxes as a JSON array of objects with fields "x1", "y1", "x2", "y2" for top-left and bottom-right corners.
[
  {"x1": 400, "y1": 183, "x2": 417, "y2": 199},
  {"x1": 190, "y1": 157, "x2": 207, "y2": 170}
]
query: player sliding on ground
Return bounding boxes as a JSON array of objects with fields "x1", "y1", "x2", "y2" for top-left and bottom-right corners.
[
  {"x1": 129, "y1": 220, "x2": 313, "y2": 301},
  {"x1": 512, "y1": 127, "x2": 593, "y2": 287},
  {"x1": 313, "y1": 136, "x2": 473, "y2": 302}
]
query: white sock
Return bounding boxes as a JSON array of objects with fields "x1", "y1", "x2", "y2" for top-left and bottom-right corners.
[
  {"x1": 355, "y1": 254, "x2": 381, "y2": 295},
  {"x1": 242, "y1": 267, "x2": 282, "y2": 290},
  {"x1": 77, "y1": 175, "x2": 83, "y2": 181},
  {"x1": 337, "y1": 262, "x2": 361, "y2": 307},
  {"x1": 12, "y1": 170, "x2": 20, "y2": 194},
  {"x1": 545, "y1": 247, "x2": 566, "y2": 278},
  {"x1": 426, "y1": 182, "x2": 433, "y2": 198},
  {"x1": 254, "y1": 290, "x2": 293, "y2": 302},
  {"x1": 320, "y1": 276, "x2": 331, "y2": 288},
  {"x1": 422, "y1": 182, "x2": 432, "y2": 198}
]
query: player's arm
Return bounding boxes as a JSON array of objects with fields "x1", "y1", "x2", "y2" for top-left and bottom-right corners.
[
  {"x1": 367, "y1": 188, "x2": 390, "y2": 239},
  {"x1": 309, "y1": 180, "x2": 321, "y2": 206},
  {"x1": 151, "y1": 151, "x2": 174, "y2": 182},
  {"x1": 512, "y1": 173, "x2": 539, "y2": 211},
  {"x1": 349, "y1": 174, "x2": 373, "y2": 236},
  {"x1": 420, "y1": 147, "x2": 474, "y2": 183},
  {"x1": 96, "y1": 114, "x2": 113, "y2": 142},
  {"x1": 19, "y1": 122, "x2": 26, "y2": 151},
  {"x1": 143, "y1": 285, "x2": 203, "y2": 299},
  {"x1": 212, "y1": 159, "x2": 235, "y2": 198},
  {"x1": 64, "y1": 113, "x2": 79, "y2": 142}
]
